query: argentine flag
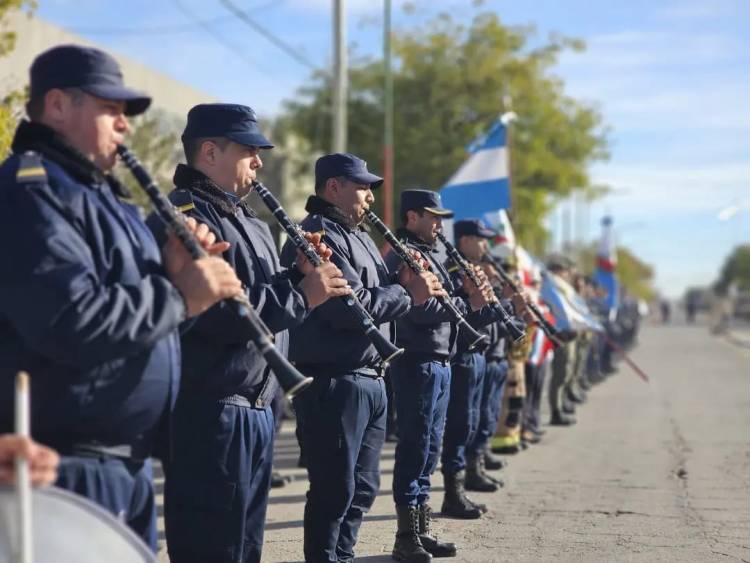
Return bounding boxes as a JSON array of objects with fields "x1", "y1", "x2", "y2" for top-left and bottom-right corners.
[
  {"x1": 593, "y1": 216, "x2": 619, "y2": 318},
  {"x1": 440, "y1": 117, "x2": 511, "y2": 220}
]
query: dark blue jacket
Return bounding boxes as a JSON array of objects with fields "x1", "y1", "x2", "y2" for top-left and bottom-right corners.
[
  {"x1": 0, "y1": 121, "x2": 183, "y2": 453},
  {"x1": 149, "y1": 165, "x2": 309, "y2": 405},
  {"x1": 280, "y1": 196, "x2": 412, "y2": 374},
  {"x1": 384, "y1": 228, "x2": 493, "y2": 360},
  {"x1": 446, "y1": 256, "x2": 525, "y2": 356}
]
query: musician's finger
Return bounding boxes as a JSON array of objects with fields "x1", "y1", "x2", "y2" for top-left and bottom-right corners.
[{"x1": 205, "y1": 241, "x2": 231, "y2": 256}]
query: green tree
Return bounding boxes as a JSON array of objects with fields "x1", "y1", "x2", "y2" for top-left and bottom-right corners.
[
  {"x1": 714, "y1": 244, "x2": 750, "y2": 294},
  {"x1": 0, "y1": 0, "x2": 35, "y2": 156},
  {"x1": 276, "y1": 10, "x2": 609, "y2": 252}
]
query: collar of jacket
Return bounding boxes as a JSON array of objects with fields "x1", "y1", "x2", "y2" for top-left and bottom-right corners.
[
  {"x1": 395, "y1": 227, "x2": 438, "y2": 254},
  {"x1": 173, "y1": 163, "x2": 256, "y2": 218},
  {"x1": 304, "y1": 194, "x2": 369, "y2": 233},
  {"x1": 11, "y1": 119, "x2": 131, "y2": 198}
]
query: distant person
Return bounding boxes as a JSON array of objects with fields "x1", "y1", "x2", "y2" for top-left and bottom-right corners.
[
  {"x1": 686, "y1": 296, "x2": 698, "y2": 324},
  {"x1": 660, "y1": 300, "x2": 671, "y2": 324}
]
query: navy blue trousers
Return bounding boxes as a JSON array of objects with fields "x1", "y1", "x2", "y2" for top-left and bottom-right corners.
[
  {"x1": 391, "y1": 354, "x2": 451, "y2": 507},
  {"x1": 163, "y1": 397, "x2": 274, "y2": 563},
  {"x1": 469, "y1": 358, "x2": 508, "y2": 457},
  {"x1": 441, "y1": 352, "x2": 486, "y2": 475},
  {"x1": 295, "y1": 374, "x2": 387, "y2": 563},
  {"x1": 523, "y1": 361, "x2": 548, "y2": 434},
  {"x1": 56, "y1": 456, "x2": 156, "y2": 551}
]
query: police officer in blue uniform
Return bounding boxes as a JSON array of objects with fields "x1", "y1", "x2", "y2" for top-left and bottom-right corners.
[
  {"x1": 0, "y1": 45, "x2": 241, "y2": 549},
  {"x1": 465, "y1": 318, "x2": 509, "y2": 492},
  {"x1": 384, "y1": 190, "x2": 492, "y2": 562},
  {"x1": 280, "y1": 154, "x2": 442, "y2": 563},
  {"x1": 153, "y1": 104, "x2": 349, "y2": 563},
  {"x1": 441, "y1": 220, "x2": 525, "y2": 519}
]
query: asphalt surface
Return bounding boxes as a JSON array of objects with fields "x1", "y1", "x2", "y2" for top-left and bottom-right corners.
[{"x1": 157, "y1": 322, "x2": 750, "y2": 562}]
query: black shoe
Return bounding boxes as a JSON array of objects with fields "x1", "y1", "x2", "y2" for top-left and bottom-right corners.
[
  {"x1": 519, "y1": 440, "x2": 529, "y2": 450},
  {"x1": 393, "y1": 505, "x2": 433, "y2": 562},
  {"x1": 483, "y1": 450, "x2": 507, "y2": 471},
  {"x1": 486, "y1": 474, "x2": 505, "y2": 487},
  {"x1": 522, "y1": 431, "x2": 542, "y2": 445},
  {"x1": 440, "y1": 471, "x2": 482, "y2": 519},
  {"x1": 562, "y1": 402, "x2": 576, "y2": 415},
  {"x1": 270, "y1": 470, "x2": 289, "y2": 488},
  {"x1": 418, "y1": 504, "x2": 457, "y2": 558},
  {"x1": 550, "y1": 412, "x2": 576, "y2": 426},
  {"x1": 465, "y1": 456, "x2": 498, "y2": 492}
]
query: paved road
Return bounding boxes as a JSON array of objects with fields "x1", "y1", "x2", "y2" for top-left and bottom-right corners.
[{"x1": 158, "y1": 323, "x2": 750, "y2": 562}]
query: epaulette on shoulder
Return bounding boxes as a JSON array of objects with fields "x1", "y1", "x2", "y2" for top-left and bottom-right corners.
[
  {"x1": 171, "y1": 189, "x2": 195, "y2": 213},
  {"x1": 15, "y1": 151, "x2": 47, "y2": 184}
]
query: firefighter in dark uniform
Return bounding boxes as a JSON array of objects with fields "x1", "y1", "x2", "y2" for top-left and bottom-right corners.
[
  {"x1": 0, "y1": 45, "x2": 241, "y2": 549},
  {"x1": 384, "y1": 190, "x2": 492, "y2": 562},
  {"x1": 280, "y1": 155, "x2": 442, "y2": 563},
  {"x1": 151, "y1": 104, "x2": 349, "y2": 563}
]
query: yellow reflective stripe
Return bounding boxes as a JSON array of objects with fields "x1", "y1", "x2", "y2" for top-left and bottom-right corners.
[
  {"x1": 176, "y1": 203, "x2": 195, "y2": 212},
  {"x1": 16, "y1": 167, "x2": 45, "y2": 178}
]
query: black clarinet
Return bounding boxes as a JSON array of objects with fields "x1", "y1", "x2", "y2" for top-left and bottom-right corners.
[
  {"x1": 481, "y1": 254, "x2": 562, "y2": 347},
  {"x1": 364, "y1": 210, "x2": 488, "y2": 351},
  {"x1": 116, "y1": 145, "x2": 312, "y2": 398},
  {"x1": 253, "y1": 182, "x2": 404, "y2": 364},
  {"x1": 436, "y1": 231, "x2": 525, "y2": 343}
]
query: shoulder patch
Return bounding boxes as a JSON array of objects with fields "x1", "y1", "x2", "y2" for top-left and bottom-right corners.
[
  {"x1": 15, "y1": 151, "x2": 46, "y2": 184},
  {"x1": 171, "y1": 189, "x2": 195, "y2": 213}
]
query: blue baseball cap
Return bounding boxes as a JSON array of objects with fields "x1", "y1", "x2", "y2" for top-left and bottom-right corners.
[
  {"x1": 315, "y1": 153, "x2": 383, "y2": 190},
  {"x1": 30, "y1": 44, "x2": 151, "y2": 116},
  {"x1": 181, "y1": 104, "x2": 274, "y2": 149},
  {"x1": 401, "y1": 189, "x2": 454, "y2": 218},
  {"x1": 454, "y1": 219, "x2": 495, "y2": 239}
]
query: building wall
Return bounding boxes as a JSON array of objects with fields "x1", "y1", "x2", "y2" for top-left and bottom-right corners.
[{"x1": 0, "y1": 11, "x2": 215, "y2": 116}]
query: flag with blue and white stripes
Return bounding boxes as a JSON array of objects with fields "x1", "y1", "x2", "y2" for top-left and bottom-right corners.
[{"x1": 440, "y1": 118, "x2": 511, "y2": 219}]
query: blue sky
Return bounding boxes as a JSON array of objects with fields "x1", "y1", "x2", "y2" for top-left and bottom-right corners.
[{"x1": 37, "y1": 0, "x2": 750, "y2": 298}]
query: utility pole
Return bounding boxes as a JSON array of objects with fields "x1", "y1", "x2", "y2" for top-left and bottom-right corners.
[
  {"x1": 382, "y1": 0, "x2": 394, "y2": 226},
  {"x1": 332, "y1": 0, "x2": 347, "y2": 152}
]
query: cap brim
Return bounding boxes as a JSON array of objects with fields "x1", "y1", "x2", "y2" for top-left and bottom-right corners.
[
  {"x1": 347, "y1": 171, "x2": 383, "y2": 189},
  {"x1": 477, "y1": 227, "x2": 496, "y2": 239},
  {"x1": 227, "y1": 131, "x2": 275, "y2": 150},
  {"x1": 423, "y1": 206, "x2": 454, "y2": 218},
  {"x1": 82, "y1": 84, "x2": 152, "y2": 116}
]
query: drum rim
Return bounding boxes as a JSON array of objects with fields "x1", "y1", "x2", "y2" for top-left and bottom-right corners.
[{"x1": 0, "y1": 484, "x2": 155, "y2": 562}]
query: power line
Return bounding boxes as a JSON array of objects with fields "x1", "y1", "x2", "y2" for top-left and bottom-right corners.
[
  {"x1": 171, "y1": 0, "x2": 259, "y2": 68},
  {"x1": 218, "y1": 0, "x2": 318, "y2": 70}
]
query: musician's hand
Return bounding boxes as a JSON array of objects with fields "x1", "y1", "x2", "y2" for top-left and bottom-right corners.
[
  {"x1": 0, "y1": 435, "x2": 59, "y2": 487},
  {"x1": 481, "y1": 262, "x2": 502, "y2": 284},
  {"x1": 162, "y1": 217, "x2": 231, "y2": 276},
  {"x1": 400, "y1": 269, "x2": 444, "y2": 306},
  {"x1": 302, "y1": 231, "x2": 334, "y2": 263},
  {"x1": 298, "y1": 262, "x2": 351, "y2": 309},
  {"x1": 511, "y1": 293, "x2": 528, "y2": 316},
  {"x1": 463, "y1": 276, "x2": 489, "y2": 311},
  {"x1": 406, "y1": 249, "x2": 431, "y2": 271}
]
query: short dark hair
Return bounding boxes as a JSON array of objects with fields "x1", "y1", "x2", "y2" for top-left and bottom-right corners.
[
  {"x1": 25, "y1": 87, "x2": 85, "y2": 121},
  {"x1": 182, "y1": 136, "x2": 230, "y2": 166},
  {"x1": 315, "y1": 175, "x2": 346, "y2": 194},
  {"x1": 400, "y1": 207, "x2": 424, "y2": 226}
]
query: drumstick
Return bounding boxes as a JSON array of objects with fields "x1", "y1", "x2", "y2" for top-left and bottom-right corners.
[{"x1": 15, "y1": 371, "x2": 32, "y2": 563}]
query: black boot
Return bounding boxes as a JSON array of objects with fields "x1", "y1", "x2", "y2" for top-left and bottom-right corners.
[
  {"x1": 483, "y1": 448, "x2": 507, "y2": 471},
  {"x1": 418, "y1": 504, "x2": 457, "y2": 558},
  {"x1": 550, "y1": 411, "x2": 576, "y2": 426},
  {"x1": 393, "y1": 505, "x2": 432, "y2": 562},
  {"x1": 440, "y1": 471, "x2": 482, "y2": 519},
  {"x1": 465, "y1": 455, "x2": 498, "y2": 492}
]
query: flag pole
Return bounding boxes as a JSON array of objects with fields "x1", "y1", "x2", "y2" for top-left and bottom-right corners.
[{"x1": 382, "y1": 0, "x2": 394, "y2": 227}]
